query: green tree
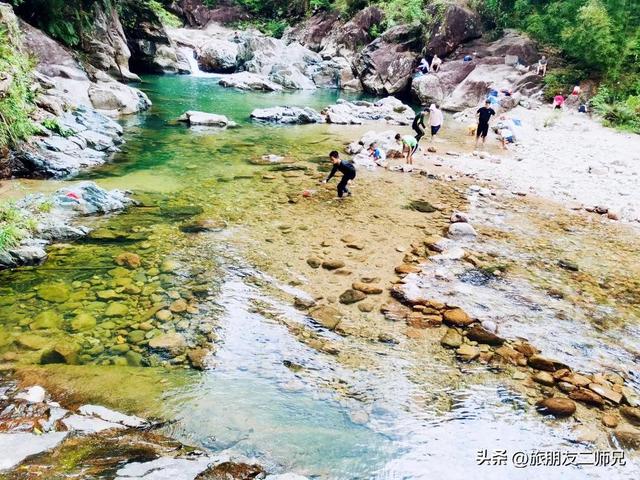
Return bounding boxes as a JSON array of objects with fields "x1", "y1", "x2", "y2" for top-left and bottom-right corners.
[{"x1": 561, "y1": 0, "x2": 616, "y2": 72}]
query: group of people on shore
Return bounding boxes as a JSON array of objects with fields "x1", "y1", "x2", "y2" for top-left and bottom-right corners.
[{"x1": 321, "y1": 96, "x2": 512, "y2": 198}]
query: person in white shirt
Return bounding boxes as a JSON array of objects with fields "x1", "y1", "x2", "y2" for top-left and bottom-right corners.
[
  {"x1": 429, "y1": 104, "x2": 444, "y2": 140},
  {"x1": 431, "y1": 54, "x2": 442, "y2": 72},
  {"x1": 417, "y1": 58, "x2": 430, "y2": 74}
]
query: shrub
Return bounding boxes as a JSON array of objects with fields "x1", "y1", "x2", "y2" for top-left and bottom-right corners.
[
  {"x1": 0, "y1": 200, "x2": 38, "y2": 253},
  {"x1": 0, "y1": 28, "x2": 36, "y2": 149},
  {"x1": 41, "y1": 118, "x2": 74, "y2": 137}
]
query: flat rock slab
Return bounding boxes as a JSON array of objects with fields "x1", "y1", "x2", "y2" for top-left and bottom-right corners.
[
  {"x1": 116, "y1": 456, "x2": 213, "y2": 479},
  {"x1": 0, "y1": 432, "x2": 68, "y2": 470},
  {"x1": 62, "y1": 414, "x2": 126, "y2": 433},
  {"x1": 78, "y1": 405, "x2": 146, "y2": 428}
]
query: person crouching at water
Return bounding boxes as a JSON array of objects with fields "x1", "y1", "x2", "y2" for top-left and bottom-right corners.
[
  {"x1": 322, "y1": 150, "x2": 356, "y2": 198},
  {"x1": 395, "y1": 133, "x2": 418, "y2": 165}
]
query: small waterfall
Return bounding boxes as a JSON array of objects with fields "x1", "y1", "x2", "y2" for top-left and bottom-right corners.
[{"x1": 180, "y1": 47, "x2": 216, "y2": 78}]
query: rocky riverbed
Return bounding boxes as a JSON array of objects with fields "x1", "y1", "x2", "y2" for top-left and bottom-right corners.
[{"x1": 1, "y1": 59, "x2": 639, "y2": 480}]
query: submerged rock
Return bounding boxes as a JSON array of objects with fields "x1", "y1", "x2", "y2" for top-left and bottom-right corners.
[
  {"x1": 536, "y1": 397, "x2": 576, "y2": 418},
  {"x1": 148, "y1": 332, "x2": 187, "y2": 354},
  {"x1": 309, "y1": 305, "x2": 342, "y2": 330},
  {"x1": 195, "y1": 461, "x2": 266, "y2": 479},
  {"x1": 36, "y1": 283, "x2": 70, "y2": 303}
]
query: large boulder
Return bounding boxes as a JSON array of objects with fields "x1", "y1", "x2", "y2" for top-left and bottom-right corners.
[
  {"x1": 122, "y1": 2, "x2": 185, "y2": 73},
  {"x1": 442, "y1": 64, "x2": 517, "y2": 111},
  {"x1": 306, "y1": 57, "x2": 358, "y2": 90},
  {"x1": 88, "y1": 81, "x2": 152, "y2": 115},
  {"x1": 411, "y1": 59, "x2": 476, "y2": 105},
  {"x1": 269, "y1": 64, "x2": 316, "y2": 90},
  {"x1": 284, "y1": 7, "x2": 384, "y2": 62},
  {"x1": 250, "y1": 106, "x2": 324, "y2": 124},
  {"x1": 196, "y1": 38, "x2": 238, "y2": 72},
  {"x1": 171, "y1": 0, "x2": 250, "y2": 27},
  {"x1": 353, "y1": 23, "x2": 423, "y2": 95},
  {"x1": 238, "y1": 33, "x2": 321, "y2": 76},
  {"x1": 472, "y1": 29, "x2": 539, "y2": 65},
  {"x1": 83, "y1": 5, "x2": 139, "y2": 82},
  {"x1": 282, "y1": 11, "x2": 342, "y2": 52},
  {"x1": 323, "y1": 97, "x2": 415, "y2": 125},
  {"x1": 425, "y1": 3, "x2": 482, "y2": 57},
  {"x1": 218, "y1": 72, "x2": 282, "y2": 91}
]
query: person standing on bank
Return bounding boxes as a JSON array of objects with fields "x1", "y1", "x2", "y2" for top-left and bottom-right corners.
[
  {"x1": 412, "y1": 106, "x2": 428, "y2": 143},
  {"x1": 475, "y1": 100, "x2": 496, "y2": 148},
  {"x1": 428, "y1": 104, "x2": 444, "y2": 141},
  {"x1": 322, "y1": 151, "x2": 356, "y2": 199}
]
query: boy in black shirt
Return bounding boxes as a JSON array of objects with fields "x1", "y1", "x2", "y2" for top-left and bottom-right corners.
[
  {"x1": 412, "y1": 107, "x2": 427, "y2": 143},
  {"x1": 322, "y1": 151, "x2": 356, "y2": 198},
  {"x1": 475, "y1": 100, "x2": 496, "y2": 148}
]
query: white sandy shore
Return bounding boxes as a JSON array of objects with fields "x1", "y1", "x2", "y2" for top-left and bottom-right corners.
[{"x1": 425, "y1": 106, "x2": 640, "y2": 223}]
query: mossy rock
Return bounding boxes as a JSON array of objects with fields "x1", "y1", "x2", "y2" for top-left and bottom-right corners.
[
  {"x1": 36, "y1": 283, "x2": 70, "y2": 303},
  {"x1": 30, "y1": 310, "x2": 63, "y2": 330}
]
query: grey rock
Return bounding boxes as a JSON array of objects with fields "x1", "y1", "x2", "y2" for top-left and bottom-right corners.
[{"x1": 250, "y1": 106, "x2": 324, "y2": 124}]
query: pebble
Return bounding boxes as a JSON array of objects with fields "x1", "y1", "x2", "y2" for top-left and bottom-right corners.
[
  {"x1": 440, "y1": 328, "x2": 463, "y2": 349},
  {"x1": 442, "y1": 308, "x2": 473, "y2": 327},
  {"x1": 339, "y1": 289, "x2": 366, "y2": 304},
  {"x1": 536, "y1": 397, "x2": 576, "y2": 417},
  {"x1": 322, "y1": 260, "x2": 345, "y2": 270},
  {"x1": 602, "y1": 413, "x2": 619, "y2": 428}
]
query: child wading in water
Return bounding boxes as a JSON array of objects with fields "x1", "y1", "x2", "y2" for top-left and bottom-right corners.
[{"x1": 322, "y1": 150, "x2": 356, "y2": 198}]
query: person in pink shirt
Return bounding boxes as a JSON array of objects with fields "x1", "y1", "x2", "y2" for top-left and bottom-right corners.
[{"x1": 553, "y1": 93, "x2": 565, "y2": 109}]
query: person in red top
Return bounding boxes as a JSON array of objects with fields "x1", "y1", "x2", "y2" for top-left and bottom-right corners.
[{"x1": 553, "y1": 93, "x2": 565, "y2": 109}]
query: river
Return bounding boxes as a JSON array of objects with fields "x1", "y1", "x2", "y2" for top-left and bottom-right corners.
[{"x1": 1, "y1": 75, "x2": 639, "y2": 479}]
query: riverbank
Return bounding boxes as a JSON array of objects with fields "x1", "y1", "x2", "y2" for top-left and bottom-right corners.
[{"x1": 404, "y1": 104, "x2": 640, "y2": 224}]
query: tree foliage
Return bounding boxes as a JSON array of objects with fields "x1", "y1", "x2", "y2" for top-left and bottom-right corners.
[{"x1": 471, "y1": 0, "x2": 640, "y2": 131}]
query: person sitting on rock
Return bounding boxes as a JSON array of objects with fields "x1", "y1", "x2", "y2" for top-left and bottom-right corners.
[
  {"x1": 412, "y1": 107, "x2": 428, "y2": 143},
  {"x1": 395, "y1": 134, "x2": 418, "y2": 165},
  {"x1": 431, "y1": 54, "x2": 442, "y2": 72},
  {"x1": 416, "y1": 57, "x2": 430, "y2": 74},
  {"x1": 322, "y1": 151, "x2": 356, "y2": 199},
  {"x1": 499, "y1": 126, "x2": 514, "y2": 149},
  {"x1": 536, "y1": 55, "x2": 548, "y2": 76}
]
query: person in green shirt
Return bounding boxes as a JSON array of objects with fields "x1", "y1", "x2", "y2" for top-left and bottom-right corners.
[{"x1": 395, "y1": 133, "x2": 418, "y2": 165}]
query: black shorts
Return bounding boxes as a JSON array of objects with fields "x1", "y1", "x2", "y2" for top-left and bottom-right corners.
[
  {"x1": 431, "y1": 125, "x2": 441, "y2": 136},
  {"x1": 477, "y1": 122, "x2": 489, "y2": 138}
]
